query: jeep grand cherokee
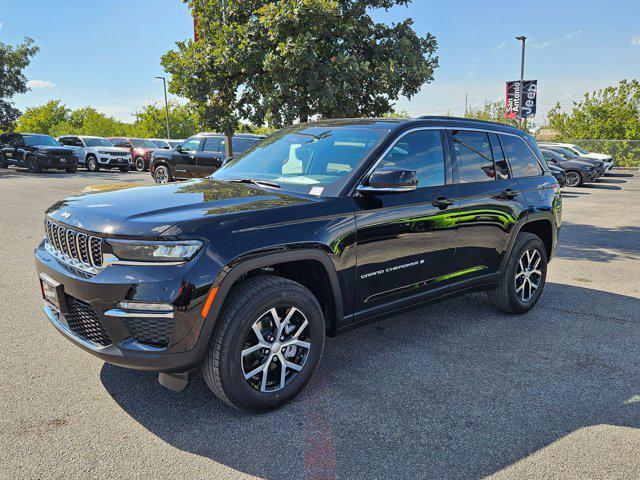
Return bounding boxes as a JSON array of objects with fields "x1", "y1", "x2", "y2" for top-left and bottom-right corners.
[{"x1": 35, "y1": 117, "x2": 561, "y2": 412}]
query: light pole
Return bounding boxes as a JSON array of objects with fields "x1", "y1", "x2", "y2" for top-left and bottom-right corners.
[
  {"x1": 515, "y1": 36, "x2": 527, "y2": 130},
  {"x1": 154, "y1": 76, "x2": 171, "y2": 139}
]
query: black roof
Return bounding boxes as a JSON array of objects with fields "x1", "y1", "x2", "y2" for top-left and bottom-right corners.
[{"x1": 198, "y1": 132, "x2": 266, "y2": 138}]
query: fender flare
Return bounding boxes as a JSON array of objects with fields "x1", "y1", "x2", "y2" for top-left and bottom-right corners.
[
  {"x1": 498, "y1": 216, "x2": 554, "y2": 272},
  {"x1": 200, "y1": 249, "x2": 344, "y2": 338}
]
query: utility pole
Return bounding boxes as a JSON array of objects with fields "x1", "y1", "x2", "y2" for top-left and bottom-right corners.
[
  {"x1": 465, "y1": 93, "x2": 468, "y2": 117},
  {"x1": 154, "y1": 76, "x2": 171, "y2": 139},
  {"x1": 515, "y1": 36, "x2": 527, "y2": 130}
]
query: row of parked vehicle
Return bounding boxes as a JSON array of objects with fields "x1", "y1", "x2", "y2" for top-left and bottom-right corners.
[
  {"x1": 0, "y1": 131, "x2": 265, "y2": 180},
  {"x1": 0, "y1": 130, "x2": 614, "y2": 189}
]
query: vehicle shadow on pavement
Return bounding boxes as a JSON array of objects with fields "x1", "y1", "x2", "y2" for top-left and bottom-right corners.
[
  {"x1": 100, "y1": 283, "x2": 640, "y2": 480},
  {"x1": 557, "y1": 222, "x2": 640, "y2": 262}
]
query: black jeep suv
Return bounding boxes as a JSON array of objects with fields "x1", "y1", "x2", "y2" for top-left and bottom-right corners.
[
  {"x1": 149, "y1": 132, "x2": 264, "y2": 183},
  {"x1": 35, "y1": 117, "x2": 561, "y2": 412},
  {"x1": 0, "y1": 132, "x2": 78, "y2": 173}
]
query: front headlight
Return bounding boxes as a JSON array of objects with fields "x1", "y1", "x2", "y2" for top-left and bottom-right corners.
[{"x1": 107, "y1": 239, "x2": 203, "y2": 262}]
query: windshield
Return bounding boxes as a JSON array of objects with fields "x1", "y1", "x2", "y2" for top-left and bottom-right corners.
[
  {"x1": 131, "y1": 138, "x2": 158, "y2": 148},
  {"x1": 168, "y1": 141, "x2": 182, "y2": 148},
  {"x1": 211, "y1": 124, "x2": 390, "y2": 196},
  {"x1": 553, "y1": 147, "x2": 579, "y2": 159},
  {"x1": 83, "y1": 137, "x2": 114, "y2": 147},
  {"x1": 571, "y1": 145, "x2": 589, "y2": 155},
  {"x1": 23, "y1": 134, "x2": 60, "y2": 147}
]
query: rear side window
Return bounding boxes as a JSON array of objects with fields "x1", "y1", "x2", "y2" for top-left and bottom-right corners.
[
  {"x1": 490, "y1": 134, "x2": 510, "y2": 180},
  {"x1": 202, "y1": 136, "x2": 223, "y2": 152},
  {"x1": 233, "y1": 137, "x2": 258, "y2": 154},
  {"x1": 451, "y1": 130, "x2": 495, "y2": 183},
  {"x1": 500, "y1": 135, "x2": 544, "y2": 177}
]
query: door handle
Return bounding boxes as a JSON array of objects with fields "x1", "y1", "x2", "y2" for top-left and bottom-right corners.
[
  {"x1": 503, "y1": 188, "x2": 519, "y2": 199},
  {"x1": 432, "y1": 196, "x2": 455, "y2": 209}
]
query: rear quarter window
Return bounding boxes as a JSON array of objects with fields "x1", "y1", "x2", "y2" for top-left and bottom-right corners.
[{"x1": 500, "y1": 135, "x2": 544, "y2": 177}]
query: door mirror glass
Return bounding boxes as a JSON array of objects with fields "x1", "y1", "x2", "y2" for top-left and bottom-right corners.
[{"x1": 357, "y1": 167, "x2": 418, "y2": 194}]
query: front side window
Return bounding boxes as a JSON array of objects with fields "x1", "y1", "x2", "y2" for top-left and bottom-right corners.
[
  {"x1": 500, "y1": 135, "x2": 544, "y2": 177},
  {"x1": 23, "y1": 134, "x2": 60, "y2": 147},
  {"x1": 374, "y1": 129, "x2": 445, "y2": 188},
  {"x1": 212, "y1": 124, "x2": 389, "y2": 196},
  {"x1": 452, "y1": 130, "x2": 495, "y2": 183},
  {"x1": 202, "y1": 136, "x2": 222, "y2": 152},
  {"x1": 181, "y1": 137, "x2": 202, "y2": 152}
]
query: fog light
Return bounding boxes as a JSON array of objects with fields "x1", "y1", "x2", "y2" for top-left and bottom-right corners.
[{"x1": 117, "y1": 301, "x2": 173, "y2": 312}]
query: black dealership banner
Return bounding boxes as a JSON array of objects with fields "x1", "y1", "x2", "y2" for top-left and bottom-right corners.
[{"x1": 505, "y1": 80, "x2": 538, "y2": 119}]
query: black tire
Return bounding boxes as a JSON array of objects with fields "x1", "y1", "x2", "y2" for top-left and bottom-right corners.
[
  {"x1": 65, "y1": 166, "x2": 77, "y2": 173},
  {"x1": 202, "y1": 275, "x2": 325, "y2": 412},
  {"x1": 488, "y1": 232, "x2": 548, "y2": 314},
  {"x1": 26, "y1": 156, "x2": 42, "y2": 173},
  {"x1": 119, "y1": 166, "x2": 129, "y2": 173},
  {"x1": 135, "y1": 157, "x2": 147, "y2": 172},
  {"x1": 153, "y1": 164, "x2": 172, "y2": 183},
  {"x1": 86, "y1": 155, "x2": 100, "y2": 172},
  {"x1": 0, "y1": 153, "x2": 7, "y2": 168},
  {"x1": 565, "y1": 170, "x2": 582, "y2": 187}
]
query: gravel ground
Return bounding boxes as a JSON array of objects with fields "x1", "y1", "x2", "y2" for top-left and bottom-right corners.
[{"x1": 0, "y1": 167, "x2": 639, "y2": 480}]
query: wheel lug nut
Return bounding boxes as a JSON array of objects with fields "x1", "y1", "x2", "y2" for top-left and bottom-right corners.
[{"x1": 280, "y1": 336, "x2": 284, "y2": 341}]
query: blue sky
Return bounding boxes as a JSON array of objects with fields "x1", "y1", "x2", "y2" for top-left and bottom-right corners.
[{"x1": 1, "y1": 0, "x2": 639, "y2": 124}]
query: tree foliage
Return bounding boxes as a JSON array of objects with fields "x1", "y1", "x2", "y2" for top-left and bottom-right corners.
[
  {"x1": 464, "y1": 100, "x2": 521, "y2": 128},
  {"x1": 133, "y1": 101, "x2": 198, "y2": 139},
  {"x1": 0, "y1": 38, "x2": 40, "y2": 130},
  {"x1": 548, "y1": 79, "x2": 640, "y2": 140},
  {"x1": 162, "y1": 0, "x2": 438, "y2": 140},
  {"x1": 15, "y1": 100, "x2": 70, "y2": 135}
]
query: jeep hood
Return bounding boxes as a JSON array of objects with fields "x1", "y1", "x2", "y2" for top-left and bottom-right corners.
[{"x1": 45, "y1": 179, "x2": 311, "y2": 237}]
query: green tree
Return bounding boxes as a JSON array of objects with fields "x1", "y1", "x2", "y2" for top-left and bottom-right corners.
[
  {"x1": 465, "y1": 100, "x2": 519, "y2": 128},
  {"x1": 162, "y1": 0, "x2": 438, "y2": 155},
  {"x1": 51, "y1": 107, "x2": 132, "y2": 137},
  {"x1": 132, "y1": 101, "x2": 198, "y2": 139},
  {"x1": 0, "y1": 38, "x2": 40, "y2": 130},
  {"x1": 15, "y1": 100, "x2": 69, "y2": 135},
  {"x1": 548, "y1": 79, "x2": 640, "y2": 140}
]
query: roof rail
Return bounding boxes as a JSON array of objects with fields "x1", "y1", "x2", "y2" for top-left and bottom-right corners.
[{"x1": 417, "y1": 115, "x2": 516, "y2": 129}]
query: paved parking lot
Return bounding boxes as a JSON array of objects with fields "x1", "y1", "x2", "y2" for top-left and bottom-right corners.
[{"x1": 1, "y1": 167, "x2": 639, "y2": 479}]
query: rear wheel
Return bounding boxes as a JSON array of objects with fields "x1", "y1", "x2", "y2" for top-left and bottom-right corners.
[
  {"x1": 202, "y1": 275, "x2": 325, "y2": 412},
  {"x1": 86, "y1": 155, "x2": 100, "y2": 172},
  {"x1": 153, "y1": 165, "x2": 172, "y2": 184},
  {"x1": 488, "y1": 232, "x2": 547, "y2": 314},
  {"x1": 565, "y1": 170, "x2": 582, "y2": 187},
  {"x1": 65, "y1": 166, "x2": 77, "y2": 173}
]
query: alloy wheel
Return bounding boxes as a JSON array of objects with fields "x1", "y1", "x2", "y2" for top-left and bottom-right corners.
[
  {"x1": 135, "y1": 158, "x2": 145, "y2": 172},
  {"x1": 87, "y1": 157, "x2": 97, "y2": 171},
  {"x1": 515, "y1": 248, "x2": 543, "y2": 302},
  {"x1": 565, "y1": 171, "x2": 581, "y2": 187},
  {"x1": 241, "y1": 307, "x2": 311, "y2": 393},
  {"x1": 154, "y1": 166, "x2": 169, "y2": 183}
]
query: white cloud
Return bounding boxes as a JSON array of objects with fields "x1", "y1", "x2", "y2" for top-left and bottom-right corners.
[
  {"x1": 472, "y1": 57, "x2": 480, "y2": 63},
  {"x1": 0, "y1": 21, "x2": 4, "y2": 30},
  {"x1": 531, "y1": 40, "x2": 554, "y2": 50},
  {"x1": 565, "y1": 30, "x2": 581, "y2": 40},
  {"x1": 465, "y1": 71, "x2": 476, "y2": 77},
  {"x1": 27, "y1": 80, "x2": 56, "y2": 89},
  {"x1": 494, "y1": 41, "x2": 506, "y2": 52},
  {"x1": 631, "y1": 35, "x2": 640, "y2": 46}
]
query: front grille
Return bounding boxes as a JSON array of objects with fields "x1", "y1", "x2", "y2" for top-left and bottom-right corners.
[
  {"x1": 109, "y1": 151, "x2": 128, "y2": 157},
  {"x1": 48, "y1": 149, "x2": 73, "y2": 156},
  {"x1": 65, "y1": 296, "x2": 112, "y2": 346},
  {"x1": 45, "y1": 220, "x2": 103, "y2": 271},
  {"x1": 126, "y1": 317, "x2": 173, "y2": 347}
]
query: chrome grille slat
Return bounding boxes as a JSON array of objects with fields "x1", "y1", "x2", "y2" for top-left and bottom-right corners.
[{"x1": 44, "y1": 220, "x2": 103, "y2": 274}]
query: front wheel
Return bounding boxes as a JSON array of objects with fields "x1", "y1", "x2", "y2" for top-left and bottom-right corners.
[
  {"x1": 0, "y1": 153, "x2": 7, "y2": 168},
  {"x1": 27, "y1": 156, "x2": 42, "y2": 173},
  {"x1": 135, "y1": 157, "x2": 147, "y2": 172},
  {"x1": 153, "y1": 165, "x2": 172, "y2": 184},
  {"x1": 86, "y1": 155, "x2": 100, "y2": 172},
  {"x1": 202, "y1": 275, "x2": 325, "y2": 412},
  {"x1": 65, "y1": 166, "x2": 77, "y2": 173},
  {"x1": 565, "y1": 170, "x2": 582, "y2": 187},
  {"x1": 119, "y1": 166, "x2": 129, "y2": 173},
  {"x1": 488, "y1": 232, "x2": 548, "y2": 314}
]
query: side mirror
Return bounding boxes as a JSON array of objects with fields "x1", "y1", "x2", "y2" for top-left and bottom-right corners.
[{"x1": 357, "y1": 167, "x2": 418, "y2": 195}]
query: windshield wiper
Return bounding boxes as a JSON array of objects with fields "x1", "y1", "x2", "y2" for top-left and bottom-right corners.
[{"x1": 229, "y1": 178, "x2": 281, "y2": 189}]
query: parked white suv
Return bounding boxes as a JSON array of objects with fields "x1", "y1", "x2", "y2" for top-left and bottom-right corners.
[
  {"x1": 57, "y1": 135, "x2": 132, "y2": 172},
  {"x1": 547, "y1": 142, "x2": 614, "y2": 172}
]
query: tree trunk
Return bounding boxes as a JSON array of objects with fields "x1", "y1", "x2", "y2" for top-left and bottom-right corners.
[{"x1": 224, "y1": 133, "x2": 234, "y2": 158}]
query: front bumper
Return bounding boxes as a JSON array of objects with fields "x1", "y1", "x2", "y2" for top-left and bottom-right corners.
[
  {"x1": 38, "y1": 156, "x2": 78, "y2": 169},
  {"x1": 35, "y1": 240, "x2": 216, "y2": 372},
  {"x1": 603, "y1": 160, "x2": 614, "y2": 172},
  {"x1": 98, "y1": 156, "x2": 132, "y2": 168}
]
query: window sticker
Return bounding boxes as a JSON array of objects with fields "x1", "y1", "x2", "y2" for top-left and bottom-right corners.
[{"x1": 309, "y1": 186, "x2": 324, "y2": 196}]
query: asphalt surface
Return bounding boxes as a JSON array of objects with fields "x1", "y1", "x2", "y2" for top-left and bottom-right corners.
[{"x1": 1, "y1": 166, "x2": 639, "y2": 479}]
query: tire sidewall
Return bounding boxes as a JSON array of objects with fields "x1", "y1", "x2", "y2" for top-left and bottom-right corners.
[
  {"x1": 135, "y1": 157, "x2": 146, "y2": 172},
  {"x1": 154, "y1": 165, "x2": 170, "y2": 183},
  {"x1": 87, "y1": 156, "x2": 98, "y2": 172},
  {"x1": 217, "y1": 285, "x2": 325, "y2": 411},
  {"x1": 566, "y1": 171, "x2": 582, "y2": 187},
  {"x1": 506, "y1": 236, "x2": 548, "y2": 313}
]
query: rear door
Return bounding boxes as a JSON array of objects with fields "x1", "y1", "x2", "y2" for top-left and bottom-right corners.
[
  {"x1": 449, "y1": 130, "x2": 527, "y2": 282},
  {"x1": 353, "y1": 128, "x2": 459, "y2": 314},
  {"x1": 196, "y1": 136, "x2": 224, "y2": 176}
]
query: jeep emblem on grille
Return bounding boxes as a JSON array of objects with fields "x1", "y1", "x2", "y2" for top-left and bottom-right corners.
[{"x1": 61, "y1": 211, "x2": 71, "y2": 219}]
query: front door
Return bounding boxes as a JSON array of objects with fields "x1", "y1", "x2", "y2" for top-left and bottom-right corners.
[
  {"x1": 353, "y1": 128, "x2": 459, "y2": 314},
  {"x1": 449, "y1": 130, "x2": 527, "y2": 282},
  {"x1": 173, "y1": 136, "x2": 202, "y2": 178}
]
